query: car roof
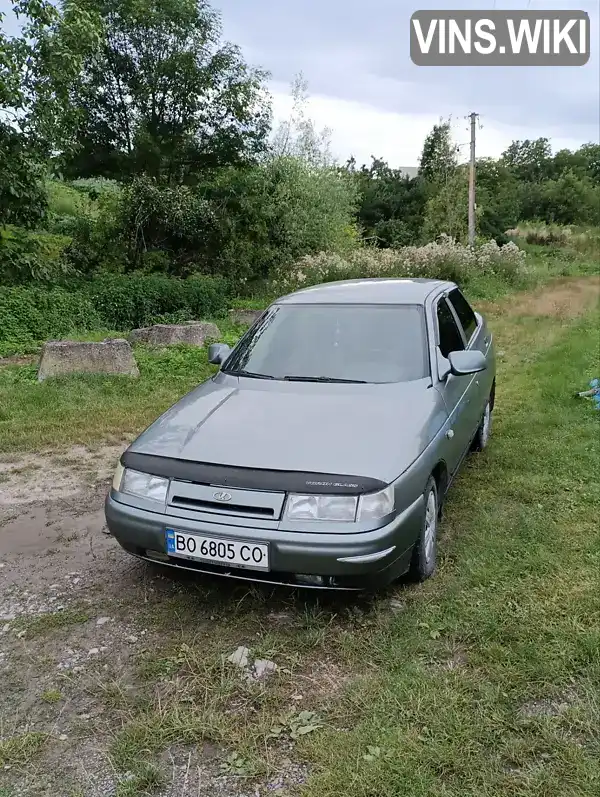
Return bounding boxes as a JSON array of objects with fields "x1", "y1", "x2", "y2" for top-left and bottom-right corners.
[{"x1": 276, "y1": 278, "x2": 454, "y2": 306}]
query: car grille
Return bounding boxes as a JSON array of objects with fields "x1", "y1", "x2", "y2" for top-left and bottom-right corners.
[{"x1": 167, "y1": 480, "x2": 286, "y2": 520}]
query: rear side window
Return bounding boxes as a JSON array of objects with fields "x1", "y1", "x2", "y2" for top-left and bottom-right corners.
[
  {"x1": 437, "y1": 299, "x2": 464, "y2": 358},
  {"x1": 449, "y1": 289, "x2": 478, "y2": 342}
]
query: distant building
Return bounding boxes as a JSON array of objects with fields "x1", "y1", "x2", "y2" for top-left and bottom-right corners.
[{"x1": 399, "y1": 166, "x2": 419, "y2": 178}]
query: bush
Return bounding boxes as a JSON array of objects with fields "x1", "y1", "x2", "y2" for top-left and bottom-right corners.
[
  {"x1": 46, "y1": 180, "x2": 93, "y2": 226},
  {"x1": 70, "y1": 178, "x2": 122, "y2": 201},
  {"x1": 200, "y1": 157, "x2": 361, "y2": 285},
  {"x1": 0, "y1": 226, "x2": 74, "y2": 285},
  {"x1": 271, "y1": 237, "x2": 527, "y2": 294},
  {"x1": 0, "y1": 286, "x2": 102, "y2": 342},
  {"x1": 84, "y1": 274, "x2": 230, "y2": 329},
  {"x1": 118, "y1": 176, "x2": 215, "y2": 272},
  {"x1": 61, "y1": 186, "x2": 127, "y2": 275},
  {"x1": 507, "y1": 222, "x2": 600, "y2": 260},
  {"x1": 0, "y1": 274, "x2": 230, "y2": 343}
]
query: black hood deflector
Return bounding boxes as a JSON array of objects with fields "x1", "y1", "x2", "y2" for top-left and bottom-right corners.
[{"x1": 121, "y1": 451, "x2": 387, "y2": 496}]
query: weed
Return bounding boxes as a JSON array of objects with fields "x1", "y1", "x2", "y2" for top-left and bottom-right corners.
[
  {"x1": 13, "y1": 608, "x2": 89, "y2": 637},
  {"x1": 219, "y1": 751, "x2": 254, "y2": 777},
  {"x1": 269, "y1": 709, "x2": 323, "y2": 742},
  {"x1": 114, "y1": 762, "x2": 162, "y2": 796},
  {"x1": 40, "y1": 689, "x2": 63, "y2": 704},
  {"x1": 0, "y1": 732, "x2": 46, "y2": 769}
]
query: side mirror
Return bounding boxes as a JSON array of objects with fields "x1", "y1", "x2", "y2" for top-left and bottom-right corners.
[
  {"x1": 208, "y1": 343, "x2": 232, "y2": 366},
  {"x1": 447, "y1": 350, "x2": 487, "y2": 377}
]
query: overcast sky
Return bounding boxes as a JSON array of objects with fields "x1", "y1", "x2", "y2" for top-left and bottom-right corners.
[
  {"x1": 215, "y1": 0, "x2": 600, "y2": 166},
  {"x1": 1, "y1": 0, "x2": 598, "y2": 166}
]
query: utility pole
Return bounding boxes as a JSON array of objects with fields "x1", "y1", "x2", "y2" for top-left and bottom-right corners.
[{"x1": 468, "y1": 112, "x2": 478, "y2": 247}]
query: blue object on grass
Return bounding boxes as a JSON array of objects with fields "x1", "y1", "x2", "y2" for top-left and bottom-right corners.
[{"x1": 577, "y1": 378, "x2": 600, "y2": 409}]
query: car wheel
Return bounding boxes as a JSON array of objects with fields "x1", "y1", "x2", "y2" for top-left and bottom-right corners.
[
  {"x1": 472, "y1": 395, "x2": 493, "y2": 452},
  {"x1": 409, "y1": 476, "x2": 438, "y2": 582}
]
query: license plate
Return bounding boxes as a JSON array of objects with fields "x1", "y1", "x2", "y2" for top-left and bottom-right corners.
[{"x1": 165, "y1": 529, "x2": 269, "y2": 571}]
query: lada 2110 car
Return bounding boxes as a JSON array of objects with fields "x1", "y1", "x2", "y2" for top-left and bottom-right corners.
[{"x1": 105, "y1": 278, "x2": 496, "y2": 590}]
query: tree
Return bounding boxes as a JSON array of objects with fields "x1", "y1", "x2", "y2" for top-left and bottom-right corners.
[
  {"x1": 422, "y1": 166, "x2": 469, "y2": 242},
  {"x1": 1, "y1": 1, "x2": 101, "y2": 227},
  {"x1": 348, "y1": 157, "x2": 427, "y2": 247},
  {"x1": 272, "y1": 73, "x2": 333, "y2": 167},
  {"x1": 475, "y1": 158, "x2": 521, "y2": 242},
  {"x1": 551, "y1": 143, "x2": 600, "y2": 182},
  {"x1": 56, "y1": 0, "x2": 271, "y2": 181},
  {"x1": 418, "y1": 119, "x2": 459, "y2": 185},
  {"x1": 1, "y1": 0, "x2": 102, "y2": 152},
  {"x1": 0, "y1": 124, "x2": 47, "y2": 228},
  {"x1": 500, "y1": 138, "x2": 552, "y2": 183},
  {"x1": 537, "y1": 170, "x2": 600, "y2": 225}
]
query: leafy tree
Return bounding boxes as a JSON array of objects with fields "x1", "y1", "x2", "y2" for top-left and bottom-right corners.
[
  {"x1": 1, "y1": 0, "x2": 102, "y2": 153},
  {"x1": 475, "y1": 158, "x2": 520, "y2": 242},
  {"x1": 537, "y1": 170, "x2": 600, "y2": 225},
  {"x1": 272, "y1": 73, "x2": 333, "y2": 167},
  {"x1": 0, "y1": 124, "x2": 47, "y2": 228},
  {"x1": 348, "y1": 157, "x2": 427, "y2": 247},
  {"x1": 500, "y1": 138, "x2": 552, "y2": 183},
  {"x1": 577, "y1": 143, "x2": 600, "y2": 181},
  {"x1": 57, "y1": 0, "x2": 271, "y2": 181},
  {"x1": 1, "y1": 0, "x2": 101, "y2": 228},
  {"x1": 422, "y1": 166, "x2": 469, "y2": 242},
  {"x1": 551, "y1": 143, "x2": 600, "y2": 181},
  {"x1": 418, "y1": 119, "x2": 459, "y2": 185}
]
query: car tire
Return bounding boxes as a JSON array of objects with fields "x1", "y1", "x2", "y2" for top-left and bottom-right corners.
[
  {"x1": 472, "y1": 394, "x2": 493, "y2": 452},
  {"x1": 409, "y1": 476, "x2": 438, "y2": 582}
]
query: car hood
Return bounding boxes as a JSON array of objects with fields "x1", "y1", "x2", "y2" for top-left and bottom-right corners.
[{"x1": 127, "y1": 374, "x2": 444, "y2": 484}]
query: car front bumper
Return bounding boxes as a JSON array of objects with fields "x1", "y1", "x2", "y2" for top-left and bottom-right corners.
[{"x1": 104, "y1": 491, "x2": 424, "y2": 590}]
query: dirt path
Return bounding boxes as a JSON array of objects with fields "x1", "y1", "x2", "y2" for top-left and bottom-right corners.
[{"x1": 1, "y1": 276, "x2": 598, "y2": 797}]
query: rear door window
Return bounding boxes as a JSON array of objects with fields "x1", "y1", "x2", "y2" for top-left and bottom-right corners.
[
  {"x1": 436, "y1": 299, "x2": 464, "y2": 358},
  {"x1": 448, "y1": 288, "x2": 478, "y2": 343}
]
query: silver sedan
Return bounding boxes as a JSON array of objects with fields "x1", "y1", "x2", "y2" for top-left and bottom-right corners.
[{"x1": 105, "y1": 278, "x2": 496, "y2": 591}]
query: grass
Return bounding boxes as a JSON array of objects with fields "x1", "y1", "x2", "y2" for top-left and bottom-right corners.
[
  {"x1": 0, "y1": 312, "x2": 250, "y2": 451},
  {"x1": 40, "y1": 689, "x2": 63, "y2": 704},
  {"x1": 114, "y1": 763, "x2": 162, "y2": 797},
  {"x1": 0, "y1": 732, "x2": 47, "y2": 769},
  {"x1": 0, "y1": 345, "x2": 217, "y2": 451},
  {"x1": 12, "y1": 608, "x2": 90, "y2": 637}
]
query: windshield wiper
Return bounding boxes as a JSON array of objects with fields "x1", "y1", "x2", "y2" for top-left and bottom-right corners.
[
  {"x1": 282, "y1": 375, "x2": 367, "y2": 384},
  {"x1": 222, "y1": 369, "x2": 276, "y2": 380}
]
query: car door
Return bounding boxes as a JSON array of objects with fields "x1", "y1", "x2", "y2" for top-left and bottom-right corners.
[
  {"x1": 446, "y1": 287, "x2": 494, "y2": 423},
  {"x1": 434, "y1": 296, "x2": 479, "y2": 476}
]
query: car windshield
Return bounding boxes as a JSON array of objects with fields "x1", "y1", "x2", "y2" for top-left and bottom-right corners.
[{"x1": 223, "y1": 303, "x2": 429, "y2": 384}]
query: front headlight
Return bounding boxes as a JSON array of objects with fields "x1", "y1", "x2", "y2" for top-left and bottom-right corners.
[
  {"x1": 285, "y1": 485, "x2": 395, "y2": 523},
  {"x1": 286, "y1": 494, "x2": 358, "y2": 521},
  {"x1": 114, "y1": 466, "x2": 169, "y2": 504},
  {"x1": 112, "y1": 462, "x2": 125, "y2": 491},
  {"x1": 357, "y1": 484, "x2": 395, "y2": 521}
]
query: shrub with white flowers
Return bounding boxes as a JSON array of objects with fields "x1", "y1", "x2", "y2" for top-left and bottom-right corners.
[{"x1": 271, "y1": 236, "x2": 527, "y2": 294}]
